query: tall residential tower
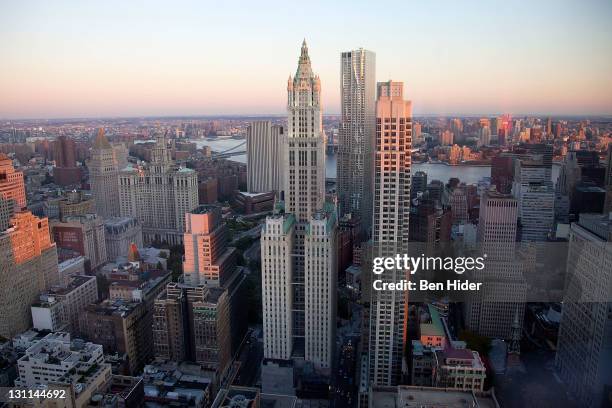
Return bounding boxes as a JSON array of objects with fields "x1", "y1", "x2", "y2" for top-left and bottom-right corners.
[
  {"x1": 337, "y1": 49, "x2": 376, "y2": 231},
  {"x1": 368, "y1": 81, "x2": 412, "y2": 386}
]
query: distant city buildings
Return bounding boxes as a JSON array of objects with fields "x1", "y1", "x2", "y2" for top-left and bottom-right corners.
[{"x1": 53, "y1": 135, "x2": 81, "y2": 186}]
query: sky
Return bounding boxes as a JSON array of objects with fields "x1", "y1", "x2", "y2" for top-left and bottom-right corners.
[{"x1": 1, "y1": 0, "x2": 611, "y2": 119}]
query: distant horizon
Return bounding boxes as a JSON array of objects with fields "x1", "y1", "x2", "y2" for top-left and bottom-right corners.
[
  {"x1": 2, "y1": 1, "x2": 611, "y2": 119},
  {"x1": 2, "y1": 112, "x2": 612, "y2": 123}
]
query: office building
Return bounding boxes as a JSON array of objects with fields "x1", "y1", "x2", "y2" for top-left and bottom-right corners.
[
  {"x1": 153, "y1": 273, "x2": 247, "y2": 383},
  {"x1": 235, "y1": 191, "x2": 275, "y2": 214},
  {"x1": 465, "y1": 189, "x2": 525, "y2": 339},
  {"x1": 408, "y1": 195, "x2": 452, "y2": 244},
  {"x1": 31, "y1": 275, "x2": 98, "y2": 335},
  {"x1": 247, "y1": 121, "x2": 285, "y2": 193},
  {"x1": 555, "y1": 214, "x2": 612, "y2": 407},
  {"x1": 58, "y1": 256, "x2": 86, "y2": 285},
  {"x1": 410, "y1": 171, "x2": 427, "y2": 200},
  {"x1": 89, "y1": 128, "x2": 121, "y2": 219},
  {"x1": 512, "y1": 157, "x2": 555, "y2": 241},
  {"x1": 337, "y1": 48, "x2": 376, "y2": 230},
  {"x1": 491, "y1": 155, "x2": 514, "y2": 194},
  {"x1": 183, "y1": 205, "x2": 237, "y2": 287},
  {"x1": 450, "y1": 185, "x2": 468, "y2": 224},
  {"x1": 51, "y1": 214, "x2": 108, "y2": 270},
  {"x1": 118, "y1": 135, "x2": 199, "y2": 244},
  {"x1": 261, "y1": 41, "x2": 338, "y2": 374},
  {"x1": 0, "y1": 211, "x2": 59, "y2": 338},
  {"x1": 368, "y1": 80, "x2": 412, "y2": 386},
  {"x1": 198, "y1": 178, "x2": 219, "y2": 204},
  {"x1": 80, "y1": 299, "x2": 152, "y2": 375}
]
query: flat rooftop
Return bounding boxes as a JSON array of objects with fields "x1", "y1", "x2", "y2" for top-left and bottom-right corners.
[{"x1": 370, "y1": 386, "x2": 499, "y2": 408}]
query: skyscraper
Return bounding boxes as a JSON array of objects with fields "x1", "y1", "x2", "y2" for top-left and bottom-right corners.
[
  {"x1": 261, "y1": 41, "x2": 337, "y2": 373},
  {"x1": 337, "y1": 49, "x2": 376, "y2": 231},
  {"x1": 247, "y1": 121, "x2": 285, "y2": 194},
  {"x1": 89, "y1": 129, "x2": 120, "y2": 219},
  {"x1": 368, "y1": 80, "x2": 412, "y2": 386},
  {"x1": 465, "y1": 188, "x2": 525, "y2": 339},
  {"x1": 512, "y1": 156, "x2": 555, "y2": 241},
  {"x1": 555, "y1": 214, "x2": 612, "y2": 407},
  {"x1": 118, "y1": 135, "x2": 199, "y2": 244}
]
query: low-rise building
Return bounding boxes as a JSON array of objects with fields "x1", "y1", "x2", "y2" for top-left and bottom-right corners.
[
  {"x1": 15, "y1": 332, "x2": 112, "y2": 407},
  {"x1": 434, "y1": 345, "x2": 486, "y2": 391},
  {"x1": 234, "y1": 191, "x2": 275, "y2": 214},
  {"x1": 143, "y1": 361, "x2": 214, "y2": 408}
]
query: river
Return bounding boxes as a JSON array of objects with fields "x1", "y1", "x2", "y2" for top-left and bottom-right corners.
[{"x1": 192, "y1": 138, "x2": 560, "y2": 185}]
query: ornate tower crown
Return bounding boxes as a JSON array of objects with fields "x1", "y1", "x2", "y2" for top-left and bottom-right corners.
[{"x1": 295, "y1": 39, "x2": 313, "y2": 80}]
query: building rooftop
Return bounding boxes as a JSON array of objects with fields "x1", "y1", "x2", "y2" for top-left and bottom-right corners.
[
  {"x1": 191, "y1": 204, "x2": 220, "y2": 214},
  {"x1": 50, "y1": 275, "x2": 95, "y2": 296},
  {"x1": 58, "y1": 256, "x2": 85, "y2": 269},
  {"x1": 85, "y1": 299, "x2": 142, "y2": 318},
  {"x1": 420, "y1": 304, "x2": 446, "y2": 338},
  {"x1": 370, "y1": 386, "x2": 499, "y2": 408},
  {"x1": 103, "y1": 216, "x2": 139, "y2": 228}
]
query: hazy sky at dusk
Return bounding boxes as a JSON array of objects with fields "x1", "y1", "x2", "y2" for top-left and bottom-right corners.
[{"x1": 1, "y1": 0, "x2": 611, "y2": 118}]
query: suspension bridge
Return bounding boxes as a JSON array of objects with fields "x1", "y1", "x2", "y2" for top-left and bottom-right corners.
[{"x1": 210, "y1": 140, "x2": 247, "y2": 158}]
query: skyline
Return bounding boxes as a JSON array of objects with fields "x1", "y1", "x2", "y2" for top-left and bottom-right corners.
[{"x1": 1, "y1": 0, "x2": 612, "y2": 119}]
